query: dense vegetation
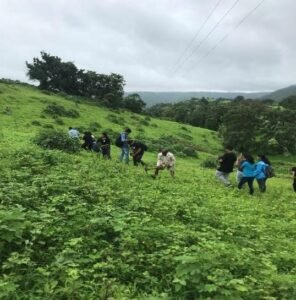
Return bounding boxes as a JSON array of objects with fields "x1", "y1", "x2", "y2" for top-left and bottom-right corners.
[
  {"x1": 1, "y1": 82, "x2": 296, "y2": 299},
  {"x1": 147, "y1": 97, "x2": 296, "y2": 154}
]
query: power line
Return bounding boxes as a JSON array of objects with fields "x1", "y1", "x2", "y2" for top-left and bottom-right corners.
[
  {"x1": 171, "y1": 0, "x2": 223, "y2": 72},
  {"x1": 190, "y1": 0, "x2": 266, "y2": 70},
  {"x1": 174, "y1": 0, "x2": 241, "y2": 74}
]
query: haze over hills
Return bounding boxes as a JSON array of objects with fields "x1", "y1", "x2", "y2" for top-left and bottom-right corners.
[
  {"x1": 126, "y1": 91, "x2": 270, "y2": 106},
  {"x1": 262, "y1": 85, "x2": 296, "y2": 101}
]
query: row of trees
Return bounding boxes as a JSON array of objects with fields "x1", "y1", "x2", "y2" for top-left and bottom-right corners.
[
  {"x1": 26, "y1": 52, "x2": 146, "y2": 112},
  {"x1": 147, "y1": 97, "x2": 296, "y2": 154}
]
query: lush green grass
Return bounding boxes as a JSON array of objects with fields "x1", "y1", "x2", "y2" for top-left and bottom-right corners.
[
  {"x1": 0, "y1": 83, "x2": 296, "y2": 299},
  {"x1": 0, "y1": 83, "x2": 220, "y2": 154}
]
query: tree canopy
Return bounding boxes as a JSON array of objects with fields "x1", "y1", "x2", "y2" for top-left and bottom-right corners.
[{"x1": 26, "y1": 51, "x2": 126, "y2": 109}]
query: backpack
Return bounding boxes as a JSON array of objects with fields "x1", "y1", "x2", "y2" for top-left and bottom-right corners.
[
  {"x1": 115, "y1": 134, "x2": 123, "y2": 148},
  {"x1": 264, "y1": 165, "x2": 275, "y2": 178}
]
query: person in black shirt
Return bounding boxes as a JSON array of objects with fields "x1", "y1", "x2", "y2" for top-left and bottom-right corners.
[
  {"x1": 291, "y1": 167, "x2": 296, "y2": 192},
  {"x1": 130, "y1": 140, "x2": 147, "y2": 166},
  {"x1": 216, "y1": 145, "x2": 237, "y2": 187},
  {"x1": 82, "y1": 132, "x2": 95, "y2": 151},
  {"x1": 98, "y1": 132, "x2": 111, "y2": 159}
]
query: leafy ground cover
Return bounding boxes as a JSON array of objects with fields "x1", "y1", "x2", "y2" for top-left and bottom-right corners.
[{"x1": 0, "y1": 83, "x2": 296, "y2": 299}]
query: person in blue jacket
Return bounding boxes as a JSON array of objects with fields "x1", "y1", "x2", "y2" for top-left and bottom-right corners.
[
  {"x1": 238, "y1": 153, "x2": 255, "y2": 195},
  {"x1": 118, "y1": 127, "x2": 132, "y2": 164},
  {"x1": 254, "y1": 154, "x2": 271, "y2": 192}
]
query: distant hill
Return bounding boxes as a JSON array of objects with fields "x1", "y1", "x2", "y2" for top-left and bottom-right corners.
[
  {"x1": 262, "y1": 85, "x2": 296, "y2": 102},
  {"x1": 126, "y1": 91, "x2": 269, "y2": 106}
]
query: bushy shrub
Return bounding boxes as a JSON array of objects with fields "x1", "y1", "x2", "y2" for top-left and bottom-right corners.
[
  {"x1": 54, "y1": 118, "x2": 64, "y2": 125},
  {"x1": 146, "y1": 135, "x2": 200, "y2": 158},
  {"x1": 42, "y1": 124, "x2": 54, "y2": 129},
  {"x1": 183, "y1": 147, "x2": 198, "y2": 158},
  {"x1": 139, "y1": 119, "x2": 149, "y2": 126},
  {"x1": 34, "y1": 129, "x2": 80, "y2": 153},
  {"x1": 178, "y1": 132, "x2": 193, "y2": 140},
  {"x1": 200, "y1": 158, "x2": 217, "y2": 169},
  {"x1": 66, "y1": 108, "x2": 80, "y2": 118},
  {"x1": 31, "y1": 120, "x2": 42, "y2": 126},
  {"x1": 180, "y1": 126, "x2": 190, "y2": 132},
  {"x1": 107, "y1": 114, "x2": 125, "y2": 125},
  {"x1": 89, "y1": 122, "x2": 102, "y2": 132},
  {"x1": 43, "y1": 103, "x2": 80, "y2": 118}
]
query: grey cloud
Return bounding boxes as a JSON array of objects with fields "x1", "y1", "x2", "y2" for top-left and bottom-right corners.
[{"x1": 0, "y1": 0, "x2": 295, "y2": 92}]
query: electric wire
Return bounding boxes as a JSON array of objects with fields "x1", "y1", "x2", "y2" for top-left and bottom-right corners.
[
  {"x1": 173, "y1": 0, "x2": 241, "y2": 74},
  {"x1": 190, "y1": 0, "x2": 266, "y2": 71},
  {"x1": 171, "y1": 0, "x2": 223, "y2": 72}
]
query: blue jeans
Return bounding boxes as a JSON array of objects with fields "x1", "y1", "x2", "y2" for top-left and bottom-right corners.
[{"x1": 119, "y1": 145, "x2": 129, "y2": 164}]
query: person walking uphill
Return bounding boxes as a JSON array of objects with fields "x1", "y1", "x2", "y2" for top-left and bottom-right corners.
[
  {"x1": 151, "y1": 149, "x2": 176, "y2": 179},
  {"x1": 98, "y1": 132, "x2": 111, "y2": 159},
  {"x1": 130, "y1": 140, "x2": 147, "y2": 166},
  {"x1": 216, "y1": 146, "x2": 237, "y2": 187},
  {"x1": 254, "y1": 155, "x2": 271, "y2": 192},
  {"x1": 238, "y1": 153, "x2": 255, "y2": 195},
  {"x1": 117, "y1": 127, "x2": 132, "y2": 164}
]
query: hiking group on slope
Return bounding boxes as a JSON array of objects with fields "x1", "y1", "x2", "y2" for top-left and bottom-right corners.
[
  {"x1": 68, "y1": 127, "x2": 295, "y2": 192},
  {"x1": 68, "y1": 126, "x2": 176, "y2": 179},
  {"x1": 216, "y1": 145, "x2": 279, "y2": 194}
]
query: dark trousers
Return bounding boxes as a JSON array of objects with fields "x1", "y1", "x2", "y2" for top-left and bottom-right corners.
[
  {"x1": 293, "y1": 180, "x2": 296, "y2": 192},
  {"x1": 238, "y1": 177, "x2": 255, "y2": 195},
  {"x1": 102, "y1": 147, "x2": 111, "y2": 159},
  {"x1": 82, "y1": 142, "x2": 92, "y2": 150},
  {"x1": 133, "y1": 152, "x2": 145, "y2": 166},
  {"x1": 257, "y1": 178, "x2": 267, "y2": 192}
]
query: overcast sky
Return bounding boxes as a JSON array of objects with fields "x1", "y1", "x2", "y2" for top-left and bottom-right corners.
[{"x1": 0, "y1": 0, "x2": 295, "y2": 92}]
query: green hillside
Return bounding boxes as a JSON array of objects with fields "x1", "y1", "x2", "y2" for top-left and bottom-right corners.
[
  {"x1": 1, "y1": 82, "x2": 296, "y2": 299},
  {"x1": 0, "y1": 82, "x2": 220, "y2": 155},
  {"x1": 262, "y1": 84, "x2": 296, "y2": 101}
]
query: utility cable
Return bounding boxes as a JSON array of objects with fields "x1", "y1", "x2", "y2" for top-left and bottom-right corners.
[
  {"x1": 190, "y1": 0, "x2": 266, "y2": 70},
  {"x1": 174, "y1": 0, "x2": 241, "y2": 74},
  {"x1": 171, "y1": 0, "x2": 223, "y2": 72}
]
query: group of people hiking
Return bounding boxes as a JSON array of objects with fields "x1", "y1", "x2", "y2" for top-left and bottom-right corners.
[
  {"x1": 68, "y1": 127, "x2": 176, "y2": 178},
  {"x1": 216, "y1": 146, "x2": 296, "y2": 194},
  {"x1": 68, "y1": 127, "x2": 295, "y2": 190}
]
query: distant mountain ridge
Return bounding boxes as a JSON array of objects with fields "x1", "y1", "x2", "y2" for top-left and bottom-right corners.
[
  {"x1": 125, "y1": 91, "x2": 269, "y2": 106},
  {"x1": 262, "y1": 85, "x2": 296, "y2": 101}
]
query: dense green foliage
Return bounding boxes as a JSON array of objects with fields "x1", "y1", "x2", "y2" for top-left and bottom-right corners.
[
  {"x1": 34, "y1": 130, "x2": 81, "y2": 153},
  {"x1": 147, "y1": 98, "x2": 296, "y2": 154},
  {"x1": 1, "y1": 82, "x2": 296, "y2": 299},
  {"x1": 26, "y1": 52, "x2": 125, "y2": 108}
]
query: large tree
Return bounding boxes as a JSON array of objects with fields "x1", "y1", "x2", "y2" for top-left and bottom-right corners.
[
  {"x1": 26, "y1": 51, "x2": 79, "y2": 93},
  {"x1": 26, "y1": 52, "x2": 126, "y2": 108},
  {"x1": 123, "y1": 93, "x2": 146, "y2": 113}
]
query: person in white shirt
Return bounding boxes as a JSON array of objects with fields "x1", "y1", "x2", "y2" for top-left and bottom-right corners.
[
  {"x1": 151, "y1": 149, "x2": 176, "y2": 178},
  {"x1": 68, "y1": 127, "x2": 80, "y2": 139}
]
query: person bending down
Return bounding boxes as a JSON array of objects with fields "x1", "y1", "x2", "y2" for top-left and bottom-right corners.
[{"x1": 151, "y1": 149, "x2": 176, "y2": 178}]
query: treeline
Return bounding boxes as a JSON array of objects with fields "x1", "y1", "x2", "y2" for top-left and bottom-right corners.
[
  {"x1": 147, "y1": 97, "x2": 296, "y2": 154},
  {"x1": 26, "y1": 52, "x2": 146, "y2": 112}
]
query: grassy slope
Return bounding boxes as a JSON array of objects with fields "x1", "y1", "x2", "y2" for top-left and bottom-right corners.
[
  {"x1": 0, "y1": 83, "x2": 220, "y2": 155},
  {"x1": 0, "y1": 83, "x2": 296, "y2": 299}
]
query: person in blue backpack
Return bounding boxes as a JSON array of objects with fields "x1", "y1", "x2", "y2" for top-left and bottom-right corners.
[
  {"x1": 118, "y1": 127, "x2": 132, "y2": 164},
  {"x1": 238, "y1": 153, "x2": 255, "y2": 195},
  {"x1": 254, "y1": 154, "x2": 271, "y2": 192}
]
